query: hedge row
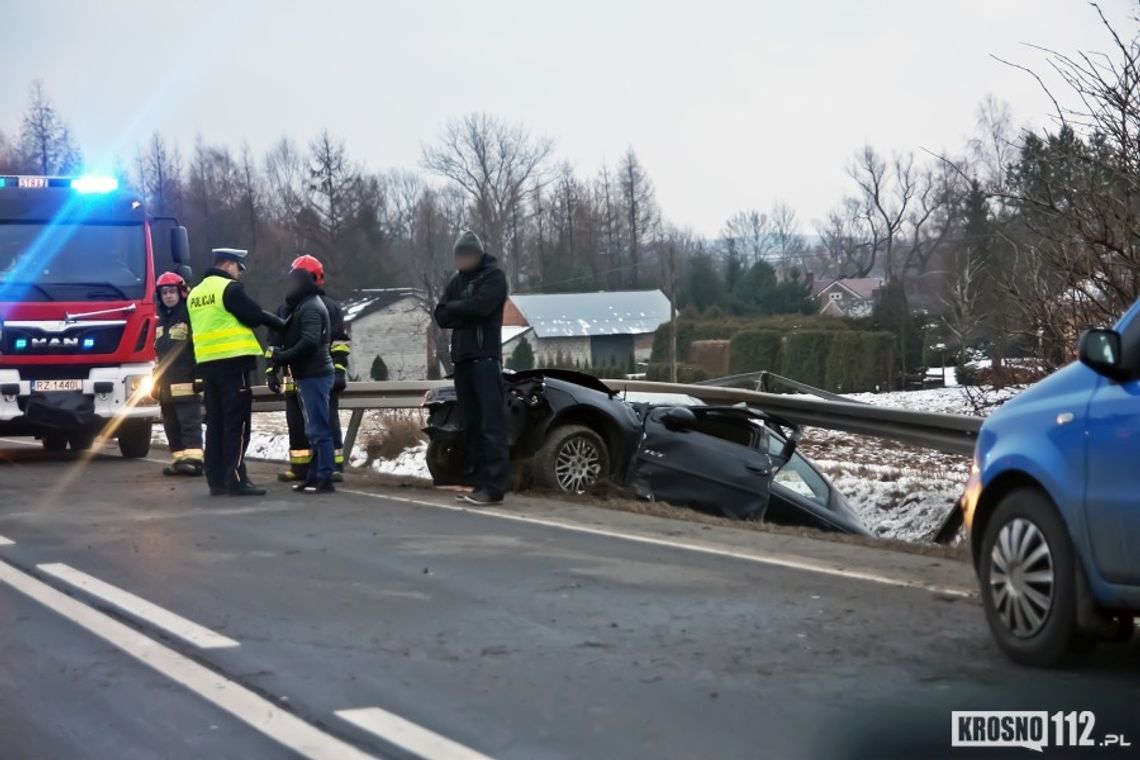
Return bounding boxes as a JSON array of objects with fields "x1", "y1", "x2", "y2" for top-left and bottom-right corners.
[{"x1": 650, "y1": 314, "x2": 855, "y2": 366}]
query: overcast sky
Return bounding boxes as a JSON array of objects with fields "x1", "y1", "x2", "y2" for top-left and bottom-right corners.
[{"x1": 1, "y1": 1, "x2": 1129, "y2": 236}]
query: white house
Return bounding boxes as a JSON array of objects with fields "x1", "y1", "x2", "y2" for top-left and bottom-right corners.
[
  {"x1": 813, "y1": 277, "x2": 883, "y2": 318},
  {"x1": 342, "y1": 288, "x2": 432, "y2": 380}
]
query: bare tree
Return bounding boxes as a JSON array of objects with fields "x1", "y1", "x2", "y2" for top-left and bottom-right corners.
[
  {"x1": 941, "y1": 252, "x2": 985, "y2": 364},
  {"x1": 722, "y1": 209, "x2": 773, "y2": 265},
  {"x1": 422, "y1": 113, "x2": 553, "y2": 288},
  {"x1": 771, "y1": 201, "x2": 805, "y2": 272},
  {"x1": 618, "y1": 147, "x2": 659, "y2": 287},
  {"x1": 18, "y1": 81, "x2": 81, "y2": 175},
  {"x1": 847, "y1": 145, "x2": 917, "y2": 279},
  {"x1": 817, "y1": 198, "x2": 873, "y2": 277}
]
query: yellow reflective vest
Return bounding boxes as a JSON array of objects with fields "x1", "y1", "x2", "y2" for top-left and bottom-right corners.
[{"x1": 187, "y1": 275, "x2": 263, "y2": 364}]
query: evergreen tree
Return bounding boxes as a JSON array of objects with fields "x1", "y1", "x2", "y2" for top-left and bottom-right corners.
[
  {"x1": 507, "y1": 337, "x2": 536, "y2": 370},
  {"x1": 370, "y1": 355, "x2": 390, "y2": 381}
]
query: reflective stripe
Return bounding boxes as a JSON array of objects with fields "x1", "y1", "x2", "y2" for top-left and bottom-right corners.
[
  {"x1": 169, "y1": 382, "x2": 197, "y2": 397},
  {"x1": 289, "y1": 449, "x2": 312, "y2": 465},
  {"x1": 187, "y1": 276, "x2": 262, "y2": 363},
  {"x1": 330, "y1": 341, "x2": 351, "y2": 354},
  {"x1": 181, "y1": 449, "x2": 204, "y2": 462}
]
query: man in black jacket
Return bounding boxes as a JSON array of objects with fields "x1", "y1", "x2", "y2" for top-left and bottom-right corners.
[
  {"x1": 268, "y1": 257, "x2": 336, "y2": 494},
  {"x1": 188, "y1": 248, "x2": 285, "y2": 497},
  {"x1": 433, "y1": 231, "x2": 509, "y2": 505},
  {"x1": 267, "y1": 255, "x2": 351, "y2": 483},
  {"x1": 154, "y1": 271, "x2": 202, "y2": 476}
]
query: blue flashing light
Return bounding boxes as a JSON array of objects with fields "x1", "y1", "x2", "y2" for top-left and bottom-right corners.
[
  {"x1": 0, "y1": 178, "x2": 5, "y2": 188},
  {"x1": 83, "y1": 338, "x2": 96, "y2": 350},
  {"x1": 71, "y1": 176, "x2": 119, "y2": 194},
  {"x1": 14, "y1": 338, "x2": 27, "y2": 350}
]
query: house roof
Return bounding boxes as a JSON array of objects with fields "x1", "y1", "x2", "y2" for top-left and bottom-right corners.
[
  {"x1": 342, "y1": 288, "x2": 424, "y2": 323},
  {"x1": 501, "y1": 325, "x2": 533, "y2": 345},
  {"x1": 509, "y1": 290, "x2": 672, "y2": 338},
  {"x1": 814, "y1": 277, "x2": 882, "y2": 300}
]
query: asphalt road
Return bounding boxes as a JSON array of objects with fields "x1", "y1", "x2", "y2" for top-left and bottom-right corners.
[{"x1": 1, "y1": 440, "x2": 1139, "y2": 760}]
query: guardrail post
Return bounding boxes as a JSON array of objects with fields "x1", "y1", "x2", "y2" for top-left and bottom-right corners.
[{"x1": 343, "y1": 409, "x2": 365, "y2": 463}]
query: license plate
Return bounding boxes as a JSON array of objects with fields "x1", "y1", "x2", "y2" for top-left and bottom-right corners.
[
  {"x1": 33, "y1": 380, "x2": 84, "y2": 392},
  {"x1": 18, "y1": 176, "x2": 48, "y2": 189}
]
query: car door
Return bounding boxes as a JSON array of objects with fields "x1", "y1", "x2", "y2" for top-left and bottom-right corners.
[
  {"x1": 631, "y1": 407, "x2": 772, "y2": 519},
  {"x1": 1084, "y1": 372, "x2": 1140, "y2": 585}
]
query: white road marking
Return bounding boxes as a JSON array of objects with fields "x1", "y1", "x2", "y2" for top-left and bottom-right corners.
[
  {"x1": 0, "y1": 560, "x2": 377, "y2": 760},
  {"x1": 342, "y1": 488, "x2": 974, "y2": 598},
  {"x1": 0, "y1": 535, "x2": 13, "y2": 546},
  {"x1": 37, "y1": 562, "x2": 240, "y2": 649},
  {"x1": 337, "y1": 707, "x2": 495, "y2": 760}
]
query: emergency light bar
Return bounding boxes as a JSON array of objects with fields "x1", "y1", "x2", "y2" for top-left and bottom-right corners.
[{"x1": 0, "y1": 175, "x2": 120, "y2": 194}]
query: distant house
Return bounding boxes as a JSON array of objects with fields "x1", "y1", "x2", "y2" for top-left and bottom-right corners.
[
  {"x1": 505, "y1": 290, "x2": 672, "y2": 368},
  {"x1": 342, "y1": 288, "x2": 431, "y2": 380},
  {"x1": 814, "y1": 277, "x2": 883, "y2": 318}
]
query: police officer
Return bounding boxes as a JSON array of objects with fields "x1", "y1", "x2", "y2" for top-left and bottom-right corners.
[
  {"x1": 433, "y1": 231, "x2": 509, "y2": 505},
  {"x1": 267, "y1": 255, "x2": 351, "y2": 483},
  {"x1": 187, "y1": 248, "x2": 283, "y2": 496},
  {"x1": 154, "y1": 271, "x2": 203, "y2": 476}
]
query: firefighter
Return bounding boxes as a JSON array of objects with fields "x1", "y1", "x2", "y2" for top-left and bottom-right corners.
[
  {"x1": 187, "y1": 248, "x2": 284, "y2": 497},
  {"x1": 154, "y1": 271, "x2": 203, "y2": 476},
  {"x1": 267, "y1": 255, "x2": 351, "y2": 483}
]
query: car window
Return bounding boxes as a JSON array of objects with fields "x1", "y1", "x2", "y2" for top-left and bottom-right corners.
[
  {"x1": 764, "y1": 433, "x2": 832, "y2": 507},
  {"x1": 689, "y1": 411, "x2": 758, "y2": 447}
]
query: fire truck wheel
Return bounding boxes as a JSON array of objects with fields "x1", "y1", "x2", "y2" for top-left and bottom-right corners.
[
  {"x1": 117, "y1": 420, "x2": 153, "y2": 459},
  {"x1": 41, "y1": 435, "x2": 68, "y2": 453}
]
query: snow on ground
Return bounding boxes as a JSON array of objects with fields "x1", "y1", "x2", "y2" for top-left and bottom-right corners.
[{"x1": 151, "y1": 384, "x2": 1022, "y2": 543}]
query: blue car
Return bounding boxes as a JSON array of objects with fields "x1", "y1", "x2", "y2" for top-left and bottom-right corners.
[{"x1": 962, "y1": 303, "x2": 1140, "y2": 665}]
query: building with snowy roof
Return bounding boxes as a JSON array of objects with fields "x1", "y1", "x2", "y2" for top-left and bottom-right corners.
[
  {"x1": 341, "y1": 288, "x2": 434, "y2": 380},
  {"x1": 503, "y1": 290, "x2": 672, "y2": 369}
]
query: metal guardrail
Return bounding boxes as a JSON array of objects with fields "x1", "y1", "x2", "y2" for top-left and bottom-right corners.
[
  {"x1": 246, "y1": 377, "x2": 980, "y2": 460},
  {"x1": 695, "y1": 370, "x2": 862, "y2": 404}
]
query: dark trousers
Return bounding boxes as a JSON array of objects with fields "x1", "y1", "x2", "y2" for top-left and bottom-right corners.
[
  {"x1": 296, "y1": 373, "x2": 335, "y2": 483},
  {"x1": 160, "y1": 397, "x2": 203, "y2": 459},
  {"x1": 203, "y1": 369, "x2": 252, "y2": 491},
  {"x1": 286, "y1": 386, "x2": 344, "y2": 477},
  {"x1": 454, "y1": 358, "x2": 508, "y2": 498}
]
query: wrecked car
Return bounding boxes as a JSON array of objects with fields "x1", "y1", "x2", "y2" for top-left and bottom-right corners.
[{"x1": 422, "y1": 369, "x2": 868, "y2": 535}]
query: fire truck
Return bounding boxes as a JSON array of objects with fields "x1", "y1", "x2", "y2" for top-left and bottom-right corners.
[{"x1": 0, "y1": 175, "x2": 191, "y2": 457}]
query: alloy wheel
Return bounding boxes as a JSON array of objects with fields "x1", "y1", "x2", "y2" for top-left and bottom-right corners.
[{"x1": 554, "y1": 436, "x2": 602, "y2": 493}]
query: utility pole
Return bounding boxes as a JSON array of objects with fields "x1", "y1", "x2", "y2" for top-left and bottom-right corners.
[{"x1": 668, "y1": 242, "x2": 678, "y2": 383}]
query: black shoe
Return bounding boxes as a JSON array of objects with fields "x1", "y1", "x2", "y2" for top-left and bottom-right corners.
[
  {"x1": 331, "y1": 471, "x2": 344, "y2": 483},
  {"x1": 209, "y1": 487, "x2": 227, "y2": 497},
  {"x1": 227, "y1": 483, "x2": 266, "y2": 497},
  {"x1": 302, "y1": 479, "x2": 336, "y2": 494},
  {"x1": 174, "y1": 461, "x2": 202, "y2": 477},
  {"x1": 462, "y1": 490, "x2": 503, "y2": 506},
  {"x1": 292, "y1": 480, "x2": 315, "y2": 493},
  {"x1": 163, "y1": 465, "x2": 179, "y2": 477},
  {"x1": 278, "y1": 470, "x2": 305, "y2": 483}
]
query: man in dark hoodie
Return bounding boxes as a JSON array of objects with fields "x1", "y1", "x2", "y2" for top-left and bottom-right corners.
[
  {"x1": 433, "y1": 231, "x2": 509, "y2": 505},
  {"x1": 154, "y1": 271, "x2": 203, "y2": 476},
  {"x1": 268, "y1": 256, "x2": 336, "y2": 494},
  {"x1": 187, "y1": 248, "x2": 284, "y2": 497},
  {"x1": 266, "y1": 255, "x2": 351, "y2": 484}
]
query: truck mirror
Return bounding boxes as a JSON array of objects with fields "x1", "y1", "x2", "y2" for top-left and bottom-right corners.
[
  {"x1": 176, "y1": 264, "x2": 193, "y2": 282},
  {"x1": 170, "y1": 226, "x2": 190, "y2": 265},
  {"x1": 1078, "y1": 328, "x2": 1123, "y2": 376}
]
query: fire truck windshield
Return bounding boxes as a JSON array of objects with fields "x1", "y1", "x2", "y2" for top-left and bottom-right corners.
[{"x1": 0, "y1": 221, "x2": 146, "y2": 302}]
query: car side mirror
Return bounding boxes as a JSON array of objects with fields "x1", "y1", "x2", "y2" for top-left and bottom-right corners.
[
  {"x1": 662, "y1": 406, "x2": 697, "y2": 431},
  {"x1": 170, "y1": 226, "x2": 190, "y2": 265},
  {"x1": 1078, "y1": 328, "x2": 1123, "y2": 376}
]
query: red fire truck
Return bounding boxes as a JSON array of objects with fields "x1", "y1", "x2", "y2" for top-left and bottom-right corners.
[{"x1": 0, "y1": 175, "x2": 190, "y2": 457}]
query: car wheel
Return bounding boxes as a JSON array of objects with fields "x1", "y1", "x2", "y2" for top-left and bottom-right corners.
[
  {"x1": 977, "y1": 487, "x2": 1079, "y2": 666},
  {"x1": 425, "y1": 439, "x2": 473, "y2": 485},
  {"x1": 117, "y1": 420, "x2": 152, "y2": 459},
  {"x1": 535, "y1": 425, "x2": 609, "y2": 494},
  {"x1": 41, "y1": 434, "x2": 68, "y2": 453}
]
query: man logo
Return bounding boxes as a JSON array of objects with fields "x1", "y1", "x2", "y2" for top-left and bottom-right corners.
[{"x1": 30, "y1": 337, "x2": 80, "y2": 348}]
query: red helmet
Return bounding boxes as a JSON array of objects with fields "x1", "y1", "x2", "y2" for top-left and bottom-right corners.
[
  {"x1": 290, "y1": 254, "x2": 325, "y2": 286},
  {"x1": 156, "y1": 271, "x2": 188, "y2": 297}
]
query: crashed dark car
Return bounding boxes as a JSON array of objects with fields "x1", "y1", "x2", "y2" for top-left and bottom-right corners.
[{"x1": 422, "y1": 369, "x2": 868, "y2": 535}]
